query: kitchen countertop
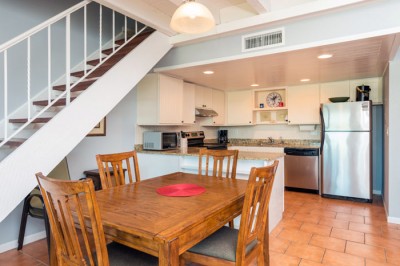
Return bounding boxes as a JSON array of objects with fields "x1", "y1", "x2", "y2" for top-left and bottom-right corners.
[
  {"x1": 230, "y1": 143, "x2": 320, "y2": 149},
  {"x1": 136, "y1": 147, "x2": 285, "y2": 161},
  {"x1": 228, "y1": 138, "x2": 320, "y2": 149}
]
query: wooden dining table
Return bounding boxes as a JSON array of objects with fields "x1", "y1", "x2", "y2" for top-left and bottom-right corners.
[{"x1": 92, "y1": 171, "x2": 248, "y2": 266}]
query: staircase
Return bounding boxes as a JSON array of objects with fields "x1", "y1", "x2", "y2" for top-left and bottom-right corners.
[{"x1": 0, "y1": 1, "x2": 172, "y2": 222}]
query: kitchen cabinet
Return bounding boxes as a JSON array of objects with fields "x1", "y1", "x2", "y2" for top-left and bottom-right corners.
[
  {"x1": 226, "y1": 90, "x2": 253, "y2": 125},
  {"x1": 195, "y1": 85, "x2": 213, "y2": 108},
  {"x1": 349, "y1": 77, "x2": 382, "y2": 104},
  {"x1": 320, "y1": 78, "x2": 382, "y2": 104},
  {"x1": 320, "y1": 81, "x2": 350, "y2": 104},
  {"x1": 200, "y1": 89, "x2": 225, "y2": 126},
  {"x1": 182, "y1": 82, "x2": 196, "y2": 124},
  {"x1": 253, "y1": 88, "x2": 288, "y2": 124},
  {"x1": 137, "y1": 73, "x2": 192, "y2": 125},
  {"x1": 211, "y1": 89, "x2": 225, "y2": 125},
  {"x1": 287, "y1": 84, "x2": 320, "y2": 124}
]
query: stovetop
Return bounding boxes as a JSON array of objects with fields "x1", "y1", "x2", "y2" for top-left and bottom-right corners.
[{"x1": 181, "y1": 131, "x2": 228, "y2": 150}]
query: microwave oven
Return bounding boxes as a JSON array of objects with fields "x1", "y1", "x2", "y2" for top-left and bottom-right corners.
[{"x1": 143, "y1": 132, "x2": 179, "y2": 150}]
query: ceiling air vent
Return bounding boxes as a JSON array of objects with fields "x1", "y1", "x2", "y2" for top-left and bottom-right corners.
[{"x1": 242, "y1": 28, "x2": 285, "y2": 52}]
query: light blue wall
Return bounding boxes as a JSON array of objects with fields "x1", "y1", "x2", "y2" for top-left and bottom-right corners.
[
  {"x1": 387, "y1": 60, "x2": 400, "y2": 219},
  {"x1": 66, "y1": 88, "x2": 137, "y2": 180}
]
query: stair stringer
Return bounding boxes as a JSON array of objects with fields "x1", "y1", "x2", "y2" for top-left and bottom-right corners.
[{"x1": 0, "y1": 31, "x2": 172, "y2": 222}]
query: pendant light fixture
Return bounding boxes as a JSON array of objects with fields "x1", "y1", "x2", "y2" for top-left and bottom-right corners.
[{"x1": 170, "y1": 0, "x2": 215, "y2": 34}]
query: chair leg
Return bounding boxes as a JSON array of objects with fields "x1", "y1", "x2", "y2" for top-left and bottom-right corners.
[
  {"x1": 17, "y1": 196, "x2": 30, "y2": 250},
  {"x1": 228, "y1": 220, "x2": 234, "y2": 228}
]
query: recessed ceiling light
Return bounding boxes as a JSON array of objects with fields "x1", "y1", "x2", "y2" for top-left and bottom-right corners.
[
  {"x1": 251, "y1": 84, "x2": 259, "y2": 87},
  {"x1": 300, "y1": 78, "x2": 310, "y2": 82},
  {"x1": 318, "y1": 54, "x2": 333, "y2": 59},
  {"x1": 203, "y1": 70, "x2": 214, "y2": 75}
]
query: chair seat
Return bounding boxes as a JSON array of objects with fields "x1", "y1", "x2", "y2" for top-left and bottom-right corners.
[
  {"x1": 107, "y1": 242, "x2": 158, "y2": 266},
  {"x1": 188, "y1": 226, "x2": 239, "y2": 262}
]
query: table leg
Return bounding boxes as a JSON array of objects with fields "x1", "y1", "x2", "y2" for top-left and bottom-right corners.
[{"x1": 159, "y1": 238, "x2": 179, "y2": 266}]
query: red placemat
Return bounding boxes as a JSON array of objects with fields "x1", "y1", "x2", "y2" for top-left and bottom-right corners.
[{"x1": 156, "y1": 183, "x2": 206, "y2": 197}]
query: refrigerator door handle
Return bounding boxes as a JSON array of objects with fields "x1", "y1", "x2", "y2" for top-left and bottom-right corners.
[{"x1": 320, "y1": 107, "x2": 325, "y2": 154}]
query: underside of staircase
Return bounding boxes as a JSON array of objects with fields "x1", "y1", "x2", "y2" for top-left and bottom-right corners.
[{"x1": 0, "y1": 30, "x2": 172, "y2": 222}]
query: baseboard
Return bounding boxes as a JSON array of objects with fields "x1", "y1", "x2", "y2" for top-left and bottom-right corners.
[
  {"x1": 0, "y1": 230, "x2": 46, "y2": 253},
  {"x1": 387, "y1": 216, "x2": 400, "y2": 224},
  {"x1": 373, "y1": 198, "x2": 400, "y2": 224}
]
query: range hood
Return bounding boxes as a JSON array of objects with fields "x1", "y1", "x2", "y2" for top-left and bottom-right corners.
[{"x1": 195, "y1": 108, "x2": 218, "y2": 117}]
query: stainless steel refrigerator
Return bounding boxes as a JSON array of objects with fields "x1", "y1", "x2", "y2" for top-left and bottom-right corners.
[{"x1": 320, "y1": 101, "x2": 372, "y2": 202}]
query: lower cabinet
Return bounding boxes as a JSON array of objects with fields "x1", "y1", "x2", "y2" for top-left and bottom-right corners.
[{"x1": 137, "y1": 153, "x2": 181, "y2": 180}]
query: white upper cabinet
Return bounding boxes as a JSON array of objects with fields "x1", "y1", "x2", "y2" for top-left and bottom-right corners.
[
  {"x1": 211, "y1": 89, "x2": 225, "y2": 125},
  {"x1": 182, "y1": 82, "x2": 196, "y2": 124},
  {"x1": 137, "y1": 73, "x2": 188, "y2": 125},
  {"x1": 287, "y1": 84, "x2": 320, "y2": 125},
  {"x1": 195, "y1": 85, "x2": 213, "y2": 108},
  {"x1": 226, "y1": 90, "x2": 253, "y2": 125},
  {"x1": 320, "y1": 78, "x2": 382, "y2": 104},
  {"x1": 320, "y1": 81, "x2": 350, "y2": 104},
  {"x1": 197, "y1": 88, "x2": 225, "y2": 126}
]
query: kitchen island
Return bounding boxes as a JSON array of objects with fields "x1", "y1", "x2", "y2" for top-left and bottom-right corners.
[{"x1": 136, "y1": 147, "x2": 285, "y2": 232}]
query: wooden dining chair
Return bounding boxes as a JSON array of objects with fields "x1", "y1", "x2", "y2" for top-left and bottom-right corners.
[
  {"x1": 199, "y1": 148, "x2": 239, "y2": 228},
  {"x1": 35, "y1": 172, "x2": 158, "y2": 266},
  {"x1": 96, "y1": 150, "x2": 140, "y2": 189},
  {"x1": 198, "y1": 148, "x2": 239, "y2": 179},
  {"x1": 180, "y1": 160, "x2": 279, "y2": 266}
]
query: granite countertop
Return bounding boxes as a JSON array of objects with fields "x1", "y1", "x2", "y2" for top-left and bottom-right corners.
[
  {"x1": 136, "y1": 147, "x2": 285, "y2": 161},
  {"x1": 230, "y1": 143, "x2": 320, "y2": 149}
]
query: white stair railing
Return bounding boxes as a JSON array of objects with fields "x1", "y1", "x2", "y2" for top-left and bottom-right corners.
[{"x1": 0, "y1": 0, "x2": 149, "y2": 149}]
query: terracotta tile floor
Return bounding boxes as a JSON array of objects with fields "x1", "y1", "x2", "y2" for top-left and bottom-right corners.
[
  {"x1": 270, "y1": 191, "x2": 400, "y2": 266},
  {"x1": 2, "y1": 191, "x2": 399, "y2": 266}
]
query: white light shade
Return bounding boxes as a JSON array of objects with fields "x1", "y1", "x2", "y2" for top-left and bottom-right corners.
[{"x1": 170, "y1": 0, "x2": 215, "y2": 34}]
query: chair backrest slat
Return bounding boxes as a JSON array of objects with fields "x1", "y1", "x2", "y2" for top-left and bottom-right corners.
[
  {"x1": 96, "y1": 150, "x2": 140, "y2": 189},
  {"x1": 198, "y1": 149, "x2": 239, "y2": 179},
  {"x1": 236, "y1": 160, "x2": 279, "y2": 265}
]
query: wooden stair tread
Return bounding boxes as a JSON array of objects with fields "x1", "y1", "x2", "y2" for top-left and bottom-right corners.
[
  {"x1": 9, "y1": 117, "x2": 52, "y2": 123},
  {"x1": 33, "y1": 97, "x2": 77, "y2": 106},
  {"x1": 0, "y1": 138, "x2": 26, "y2": 147},
  {"x1": 53, "y1": 80, "x2": 96, "y2": 92},
  {"x1": 72, "y1": 30, "x2": 153, "y2": 77}
]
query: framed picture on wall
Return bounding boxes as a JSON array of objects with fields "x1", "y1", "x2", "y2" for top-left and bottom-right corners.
[{"x1": 87, "y1": 117, "x2": 106, "y2": 136}]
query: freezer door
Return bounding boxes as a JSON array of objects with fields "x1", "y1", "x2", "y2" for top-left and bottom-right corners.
[
  {"x1": 322, "y1": 101, "x2": 371, "y2": 131},
  {"x1": 322, "y1": 131, "x2": 371, "y2": 200}
]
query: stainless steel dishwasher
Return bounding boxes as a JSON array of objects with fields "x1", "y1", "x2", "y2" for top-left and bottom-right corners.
[{"x1": 284, "y1": 147, "x2": 319, "y2": 193}]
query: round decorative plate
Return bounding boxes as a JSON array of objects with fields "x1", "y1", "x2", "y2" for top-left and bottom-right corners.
[
  {"x1": 156, "y1": 183, "x2": 206, "y2": 197},
  {"x1": 266, "y1": 92, "x2": 282, "y2": 107}
]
